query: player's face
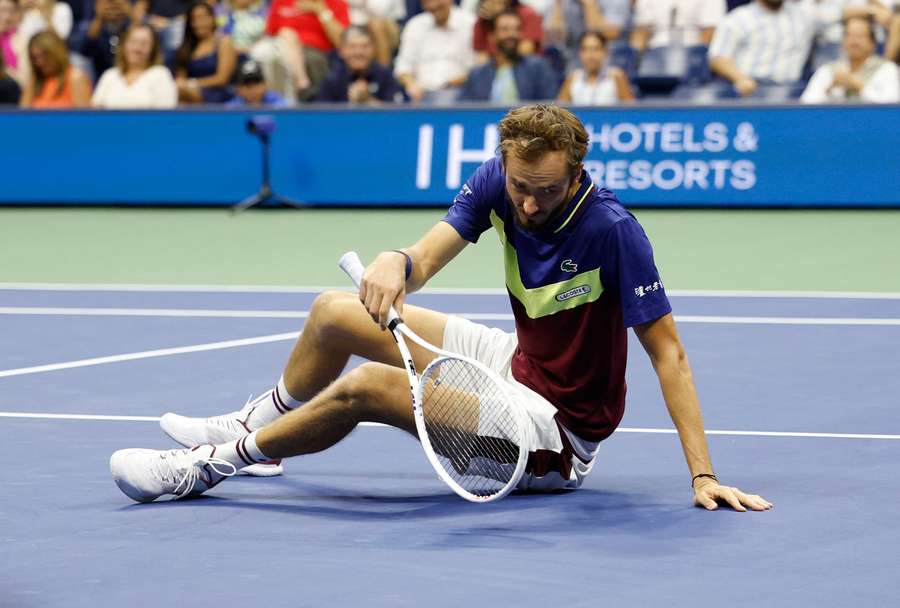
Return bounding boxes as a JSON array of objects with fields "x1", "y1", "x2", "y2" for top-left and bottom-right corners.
[{"x1": 505, "y1": 150, "x2": 581, "y2": 232}]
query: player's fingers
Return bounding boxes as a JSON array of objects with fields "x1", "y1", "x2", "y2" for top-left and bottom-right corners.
[
  {"x1": 743, "y1": 493, "x2": 773, "y2": 511},
  {"x1": 694, "y1": 493, "x2": 718, "y2": 510},
  {"x1": 378, "y1": 291, "x2": 394, "y2": 329},
  {"x1": 394, "y1": 290, "x2": 406, "y2": 317},
  {"x1": 719, "y1": 487, "x2": 747, "y2": 512}
]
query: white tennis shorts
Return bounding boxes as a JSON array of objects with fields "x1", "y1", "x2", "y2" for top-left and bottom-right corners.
[{"x1": 442, "y1": 315, "x2": 601, "y2": 491}]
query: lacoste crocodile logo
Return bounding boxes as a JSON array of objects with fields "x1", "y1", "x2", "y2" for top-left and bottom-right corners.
[{"x1": 560, "y1": 259, "x2": 578, "y2": 273}]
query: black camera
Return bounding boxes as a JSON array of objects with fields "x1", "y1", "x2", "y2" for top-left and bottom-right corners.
[{"x1": 246, "y1": 115, "x2": 275, "y2": 138}]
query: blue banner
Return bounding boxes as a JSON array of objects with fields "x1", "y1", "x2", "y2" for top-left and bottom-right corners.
[{"x1": 1, "y1": 105, "x2": 897, "y2": 206}]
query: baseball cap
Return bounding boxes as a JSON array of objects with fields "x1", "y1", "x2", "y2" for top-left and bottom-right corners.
[{"x1": 237, "y1": 60, "x2": 265, "y2": 85}]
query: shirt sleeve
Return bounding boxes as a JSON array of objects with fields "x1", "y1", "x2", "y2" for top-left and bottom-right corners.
[
  {"x1": 393, "y1": 17, "x2": 418, "y2": 77},
  {"x1": 441, "y1": 158, "x2": 504, "y2": 243},
  {"x1": 264, "y1": 0, "x2": 282, "y2": 35},
  {"x1": 700, "y1": 0, "x2": 727, "y2": 29},
  {"x1": 601, "y1": 216, "x2": 672, "y2": 328},
  {"x1": 520, "y1": 6, "x2": 543, "y2": 45},
  {"x1": 861, "y1": 62, "x2": 900, "y2": 103},
  {"x1": 800, "y1": 65, "x2": 832, "y2": 104},
  {"x1": 708, "y1": 11, "x2": 739, "y2": 60},
  {"x1": 328, "y1": 0, "x2": 351, "y2": 27},
  {"x1": 598, "y1": 0, "x2": 630, "y2": 28}
]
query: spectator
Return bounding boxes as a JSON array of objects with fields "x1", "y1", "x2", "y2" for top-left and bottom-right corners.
[
  {"x1": 18, "y1": 0, "x2": 72, "y2": 41},
  {"x1": 708, "y1": 0, "x2": 815, "y2": 97},
  {"x1": 253, "y1": 0, "x2": 349, "y2": 102},
  {"x1": 317, "y1": 24, "x2": 404, "y2": 103},
  {"x1": 344, "y1": 0, "x2": 405, "y2": 65},
  {"x1": 0, "y1": 0, "x2": 21, "y2": 82},
  {"x1": 460, "y1": 9, "x2": 558, "y2": 102},
  {"x1": 558, "y1": 30, "x2": 632, "y2": 104},
  {"x1": 174, "y1": 1, "x2": 237, "y2": 103},
  {"x1": 473, "y1": 0, "x2": 543, "y2": 63},
  {"x1": 133, "y1": 0, "x2": 192, "y2": 51},
  {"x1": 219, "y1": 0, "x2": 267, "y2": 55},
  {"x1": 78, "y1": 0, "x2": 130, "y2": 82},
  {"x1": 544, "y1": 0, "x2": 631, "y2": 52},
  {"x1": 20, "y1": 30, "x2": 91, "y2": 107},
  {"x1": 887, "y1": 9, "x2": 899, "y2": 62},
  {"x1": 0, "y1": 42, "x2": 20, "y2": 102},
  {"x1": 630, "y1": 0, "x2": 726, "y2": 51},
  {"x1": 225, "y1": 57, "x2": 289, "y2": 105},
  {"x1": 92, "y1": 23, "x2": 178, "y2": 107},
  {"x1": 394, "y1": 0, "x2": 475, "y2": 103},
  {"x1": 812, "y1": 1, "x2": 895, "y2": 44},
  {"x1": 801, "y1": 15, "x2": 899, "y2": 102}
]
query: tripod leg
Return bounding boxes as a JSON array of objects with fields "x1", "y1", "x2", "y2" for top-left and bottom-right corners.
[
  {"x1": 231, "y1": 193, "x2": 268, "y2": 214},
  {"x1": 271, "y1": 194, "x2": 306, "y2": 210}
]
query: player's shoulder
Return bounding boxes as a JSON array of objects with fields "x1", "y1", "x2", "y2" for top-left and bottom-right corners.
[{"x1": 583, "y1": 186, "x2": 639, "y2": 234}]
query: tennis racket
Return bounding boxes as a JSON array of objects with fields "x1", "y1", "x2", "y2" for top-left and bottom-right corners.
[{"x1": 339, "y1": 251, "x2": 531, "y2": 503}]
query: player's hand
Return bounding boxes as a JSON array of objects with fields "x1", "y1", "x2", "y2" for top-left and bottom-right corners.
[
  {"x1": 734, "y1": 76, "x2": 758, "y2": 98},
  {"x1": 359, "y1": 251, "x2": 408, "y2": 329},
  {"x1": 693, "y1": 478, "x2": 773, "y2": 512}
]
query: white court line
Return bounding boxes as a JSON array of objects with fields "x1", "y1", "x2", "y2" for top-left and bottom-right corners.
[
  {"x1": 0, "y1": 411, "x2": 897, "y2": 440},
  {"x1": 1, "y1": 282, "x2": 900, "y2": 299},
  {"x1": 0, "y1": 306, "x2": 898, "y2": 326},
  {"x1": 0, "y1": 332, "x2": 299, "y2": 379}
]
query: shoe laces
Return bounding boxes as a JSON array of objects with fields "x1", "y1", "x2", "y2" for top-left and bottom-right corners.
[
  {"x1": 206, "y1": 393, "x2": 259, "y2": 433},
  {"x1": 155, "y1": 449, "x2": 237, "y2": 499}
]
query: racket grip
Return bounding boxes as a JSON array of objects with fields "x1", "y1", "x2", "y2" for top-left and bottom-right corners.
[{"x1": 338, "y1": 251, "x2": 401, "y2": 328}]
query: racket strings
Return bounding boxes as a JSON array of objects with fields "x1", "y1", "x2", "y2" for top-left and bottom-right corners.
[{"x1": 420, "y1": 359, "x2": 523, "y2": 497}]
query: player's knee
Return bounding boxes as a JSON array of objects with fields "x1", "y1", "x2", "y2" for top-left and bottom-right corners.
[
  {"x1": 308, "y1": 290, "x2": 356, "y2": 336},
  {"x1": 336, "y1": 363, "x2": 387, "y2": 415}
]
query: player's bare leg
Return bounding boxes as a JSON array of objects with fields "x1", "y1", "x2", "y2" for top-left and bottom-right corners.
[
  {"x1": 256, "y1": 362, "x2": 416, "y2": 457},
  {"x1": 282, "y1": 289, "x2": 447, "y2": 401}
]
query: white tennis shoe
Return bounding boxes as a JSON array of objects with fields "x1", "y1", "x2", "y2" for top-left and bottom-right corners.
[
  {"x1": 109, "y1": 445, "x2": 236, "y2": 503},
  {"x1": 160, "y1": 396, "x2": 283, "y2": 477}
]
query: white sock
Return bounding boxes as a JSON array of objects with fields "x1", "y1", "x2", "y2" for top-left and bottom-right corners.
[
  {"x1": 213, "y1": 431, "x2": 273, "y2": 468},
  {"x1": 244, "y1": 375, "x2": 302, "y2": 430}
]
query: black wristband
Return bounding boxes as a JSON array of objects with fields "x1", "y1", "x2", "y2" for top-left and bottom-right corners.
[
  {"x1": 390, "y1": 249, "x2": 412, "y2": 280},
  {"x1": 692, "y1": 473, "x2": 718, "y2": 488}
]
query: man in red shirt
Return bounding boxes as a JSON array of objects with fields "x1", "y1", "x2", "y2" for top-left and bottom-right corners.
[{"x1": 251, "y1": 0, "x2": 349, "y2": 101}]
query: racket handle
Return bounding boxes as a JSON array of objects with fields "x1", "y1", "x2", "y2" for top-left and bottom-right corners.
[{"x1": 338, "y1": 251, "x2": 401, "y2": 328}]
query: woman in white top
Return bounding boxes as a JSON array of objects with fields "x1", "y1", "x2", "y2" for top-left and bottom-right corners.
[
  {"x1": 92, "y1": 24, "x2": 178, "y2": 108},
  {"x1": 801, "y1": 15, "x2": 900, "y2": 103},
  {"x1": 558, "y1": 30, "x2": 633, "y2": 105}
]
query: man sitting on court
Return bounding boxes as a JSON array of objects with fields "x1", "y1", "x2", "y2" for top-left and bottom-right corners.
[{"x1": 109, "y1": 104, "x2": 772, "y2": 513}]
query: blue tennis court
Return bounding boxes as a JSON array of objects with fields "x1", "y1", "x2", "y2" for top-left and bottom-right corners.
[{"x1": 2, "y1": 286, "x2": 898, "y2": 607}]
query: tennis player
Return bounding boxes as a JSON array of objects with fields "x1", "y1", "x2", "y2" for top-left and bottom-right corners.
[{"x1": 111, "y1": 104, "x2": 772, "y2": 511}]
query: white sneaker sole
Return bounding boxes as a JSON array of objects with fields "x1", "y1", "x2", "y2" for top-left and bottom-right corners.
[{"x1": 159, "y1": 413, "x2": 284, "y2": 477}]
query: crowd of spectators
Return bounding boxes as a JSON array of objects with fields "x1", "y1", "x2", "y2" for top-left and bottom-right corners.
[{"x1": 0, "y1": 0, "x2": 898, "y2": 107}]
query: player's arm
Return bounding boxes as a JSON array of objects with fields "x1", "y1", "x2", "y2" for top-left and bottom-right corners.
[
  {"x1": 633, "y1": 313, "x2": 773, "y2": 512},
  {"x1": 360, "y1": 222, "x2": 469, "y2": 328}
]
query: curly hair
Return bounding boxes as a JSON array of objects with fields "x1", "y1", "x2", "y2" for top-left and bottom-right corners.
[{"x1": 497, "y1": 104, "x2": 589, "y2": 178}]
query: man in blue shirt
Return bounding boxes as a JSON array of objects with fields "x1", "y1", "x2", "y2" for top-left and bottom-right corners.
[
  {"x1": 460, "y1": 11, "x2": 559, "y2": 103},
  {"x1": 226, "y1": 60, "x2": 289, "y2": 108},
  {"x1": 110, "y1": 105, "x2": 771, "y2": 513}
]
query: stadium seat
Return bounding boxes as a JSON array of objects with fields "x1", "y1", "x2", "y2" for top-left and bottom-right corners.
[
  {"x1": 607, "y1": 43, "x2": 638, "y2": 80},
  {"x1": 810, "y1": 41, "x2": 843, "y2": 73},
  {"x1": 633, "y1": 46, "x2": 688, "y2": 96}
]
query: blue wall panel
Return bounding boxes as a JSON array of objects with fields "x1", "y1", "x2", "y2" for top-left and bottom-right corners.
[{"x1": 1, "y1": 105, "x2": 897, "y2": 207}]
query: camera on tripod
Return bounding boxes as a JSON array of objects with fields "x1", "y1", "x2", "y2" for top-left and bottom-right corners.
[{"x1": 246, "y1": 115, "x2": 275, "y2": 138}]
